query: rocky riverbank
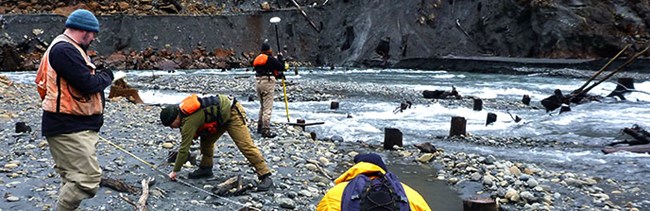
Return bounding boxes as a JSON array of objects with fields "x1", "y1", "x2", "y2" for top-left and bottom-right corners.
[
  {"x1": 4, "y1": 0, "x2": 650, "y2": 72},
  {"x1": 1, "y1": 73, "x2": 648, "y2": 210}
]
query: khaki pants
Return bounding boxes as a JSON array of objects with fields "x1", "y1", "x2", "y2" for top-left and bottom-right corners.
[
  {"x1": 47, "y1": 130, "x2": 102, "y2": 211},
  {"x1": 199, "y1": 102, "x2": 271, "y2": 177},
  {"x1": 256, "y1": 76, "x2": 276, "y2": 131}
]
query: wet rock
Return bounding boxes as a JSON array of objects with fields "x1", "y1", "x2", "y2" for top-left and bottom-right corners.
[
  {"x1": 520, "y1": 191, "x2": 537, "y2": 202},
  {"x1": 318, "y1": 157, "x2": 330, "y2": 166},
  {"x1": 526, "y1": 178, "x2": 538, "y2": 187},
  {"x1": 305, "y1": 163, "x2": 318, "y2": 172},
  {"x1": 298, "y1": 190, "x2": 313, "y2": 198},
  {"x1": 505, "y1": 188, "x2": 520, "y2": 202},
  {"x1": 564, "y1": 178, "x2": 584, "y2": 188},
  {"x1": 483, "y1": 174, "x2": 495, "y2": 186},
  {"x1": 330, "y1": 135, "x2": 344, "y2": 142},
  {"x1": 277, "y1": 198, "x2": 296, "y2": 209},
  {"x1": 417, "y1": 153, "x2": 435, "y2": 163},
  {"x1": 4, "y1": 163, "x2": 18, "y2": 169},
  {"x1": 6, "y1": 196, "x2": 19, "y2": 202},
  {"x1": 508, "y1": 166, "x2": 522, "y2": 176},
  {"x1": 162, "y1": 142, "x2": 173, "y2": 149}
]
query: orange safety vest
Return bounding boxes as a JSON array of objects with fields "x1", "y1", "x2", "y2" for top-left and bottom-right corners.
[
  {"x1": 253, "y1": 54, "x2": 269, "y2": 67},
  {"x1": 36, "y1": 34, "x2": 103, "y2": 116}
]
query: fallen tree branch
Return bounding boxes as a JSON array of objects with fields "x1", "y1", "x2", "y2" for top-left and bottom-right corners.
[
  {"x1": 609, "y1": 82, "x2": 650, "y2": 96},
  {"x1": 101, "y1": 177, "x2": 140, "y2": 194},
  {"x1": 118, "y1": 177, "x2": 154, "y2": 211},
  {"x1": 578, "y1": 46, "x2": 650, "y2": 96},
  {"x1": 290, "y1": 0, "x2": 321, "y2": 32},
  {"x1": 137, "y1": 177, "x2": 154, "y2": 211},
  {"x1": 119, "y1": 193, "x2": 137, "y2": 208},
  {"x1": 573, "y1": 44, "x2": 630, "y2": 94},
  {"x1": 306, "y1": 160, "x2": 332, "y2": 180}
]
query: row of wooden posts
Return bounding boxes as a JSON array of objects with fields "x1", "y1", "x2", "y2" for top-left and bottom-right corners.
[{"x1": 327, "y1": 99, "x2": 507, "y2": 150}]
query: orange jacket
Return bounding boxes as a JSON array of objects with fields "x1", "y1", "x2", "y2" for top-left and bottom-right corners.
[
  {"x1": 317, "y1": 162, "x2": 432, "y2": 211},
  {"x1": 36, "y1": 34, "x2": 103, "y2": 116}
]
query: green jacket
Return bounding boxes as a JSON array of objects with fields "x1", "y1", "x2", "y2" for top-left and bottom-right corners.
[{"x1": 173, "y1": 94, "x2": 232, "y2": 172}]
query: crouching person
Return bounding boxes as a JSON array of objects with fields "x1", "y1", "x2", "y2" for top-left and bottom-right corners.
[
  {"x1": 317, "y1": 153, "x2": 431, "y2": 211},
  {"x1": 159, "y1": 94, "x2": 274, "y2": 191}
]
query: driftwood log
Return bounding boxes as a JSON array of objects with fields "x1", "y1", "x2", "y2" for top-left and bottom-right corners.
[
  {"x1": 306, "y1": 159, "x2": 333, "y2": 180},
  {"x1": 210, "y1": 175, "x2": 252, "y2": 196},
  {"x1": 393, "y1": 101, "x2": 412, "y2": 113},
  {"x1": 101, "y1": 177, "x2": 140, "y2": 194},
  {"x1": 541, "y1": 46, "x2": 646, "y2": 111},
  {"x1": 540, "y1": 89, "x2": 565, "y2": 112},
  {"x1": 602, "y1": 144, "x2": 650, "y2": 154},
  {"x1": 119, "y1": 177, "x2": 154, "y2": 211},
  {"x1": 607, "y1": 78, "x2": 635, "y2": 100},
  {"x1": 414, "y1": 142, "x2": 436, "y2": 153},
  {"x1": 109, "y1": 78, "x2": 144, "y2": 104},
  {"x1": 0, "y1": 75, "x2": 14, "y2": 86},
  {"x1": 422, "y1": 86, "x2": 461, "y2": 99},
  {"x1": 603, "y1": 125, "x2": 650, "y2": 154}
]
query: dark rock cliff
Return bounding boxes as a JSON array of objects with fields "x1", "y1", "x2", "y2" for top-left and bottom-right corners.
[{"x1": 1, "y1": 0, "x2": 650, "y2": 71}]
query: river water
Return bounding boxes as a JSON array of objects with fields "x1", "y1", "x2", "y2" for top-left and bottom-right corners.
[{"x1": 5, "y1": 68, "x2": 650, "y2": 209}]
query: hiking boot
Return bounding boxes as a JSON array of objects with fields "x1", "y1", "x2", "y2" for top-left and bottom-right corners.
[
  {"x1": 257, "y1": 174, "x2": 274, "y2": 192},
  {"x1": 261, "y1": 129, "x2": 276, "y2": 138},
  {"x1": 188, "y1": 166, "x2": 213, "y2": 179},
  {"x1": 262, "y1": 131, "x2": 276, "y2": 138}
]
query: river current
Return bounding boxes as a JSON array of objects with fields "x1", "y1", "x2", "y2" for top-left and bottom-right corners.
[{"x1": 5, "y1": 67, "x2": 650, "y2": 209}]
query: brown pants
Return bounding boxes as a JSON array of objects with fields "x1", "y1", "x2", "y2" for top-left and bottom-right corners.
[
  {"x1": 47, "y1": 130, "x2": 102, "y2": 211},
  {"x1": 256, "y1": 76, "x2": 276, "y2": 131},
  {"x1": 199, "y1": 102, "x2": 271, "y2": 177}
]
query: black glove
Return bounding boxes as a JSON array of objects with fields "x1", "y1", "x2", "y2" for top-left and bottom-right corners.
[{"x1": 277, "y1": 54, "x2": 284, "y2": 63}]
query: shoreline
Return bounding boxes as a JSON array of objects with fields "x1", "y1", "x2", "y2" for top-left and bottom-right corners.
[{"x1": 1, "y1": 77, "x2": 648, "y2": 210}]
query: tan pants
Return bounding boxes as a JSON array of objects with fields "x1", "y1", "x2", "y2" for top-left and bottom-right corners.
[
  {"x1": 256, "y1": 76, "x2": 276, "y2": 131},
  {"x1": 47, "y1": 130, "x2": 102, "y2": 211},
  {"x1": 198, "y1": 102, "x2": 271, "y2": 177}
]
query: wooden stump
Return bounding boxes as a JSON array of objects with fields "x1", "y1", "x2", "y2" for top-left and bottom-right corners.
[
  {"x1": 486, "y1": 113, "x2": 497, "y2": 126},
  {"x1": 463, "y1": 197, "x2": 497, "y2": 211},
  {"x1": 384, "y1": 128, "x2": 403, "y2": 150},
  {"x1": 449, "y1": 116, "x2": 466, "y2": 137},
  {"x1": 541, "y1": 89, "x2": 564, "y2": 112},
  {"x1": 310, "y1": 132, "x2": 317, "y2": 141},
  {"x1": 522, "y1": 94, "x2": 531, "y2": 106},
  {"x1": 330, "y1": 101, "x2": 339, "y2": 109},
  {"x1": 473, "y1": 98, "x2": 483, "y2": 111}
]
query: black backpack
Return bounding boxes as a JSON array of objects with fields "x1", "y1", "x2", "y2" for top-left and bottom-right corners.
[{"x1": 341, "y1": 172, "x2": 410, "y2": 211}]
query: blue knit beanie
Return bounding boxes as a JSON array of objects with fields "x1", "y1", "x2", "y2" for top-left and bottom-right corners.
[
  {"x1": 354, "y1": 153, "x2": 387, "y2": 171},
  {"x1": 65, "y1": 9, "x2": 100, "y2": 33},
  {"x1": 260, "y1": 42, "x2": 271, "y2": 52}
]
